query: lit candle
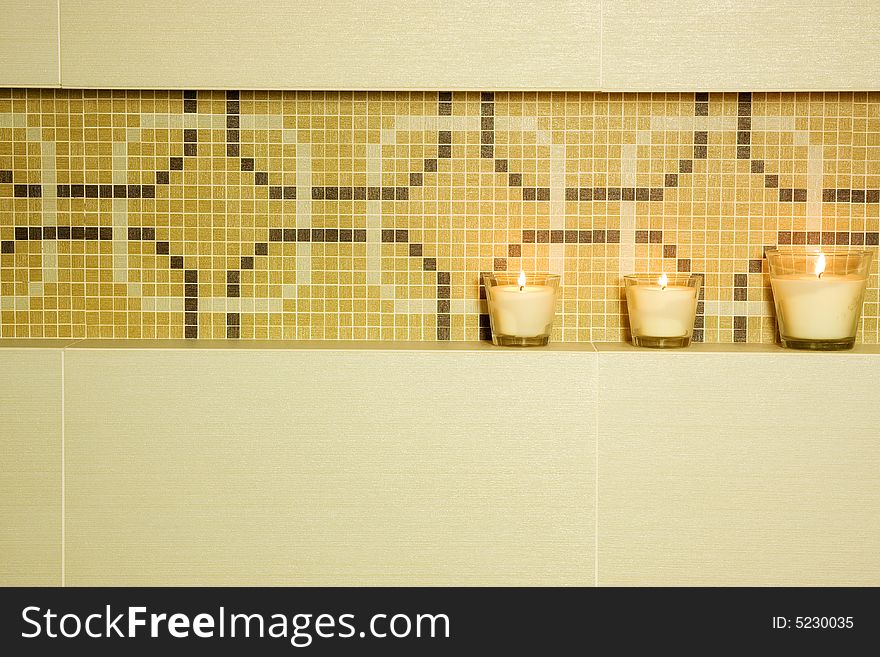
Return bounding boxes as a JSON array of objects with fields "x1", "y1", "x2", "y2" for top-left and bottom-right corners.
[
  {"x1": 770, "y1": 252, "x2": 869, "y2": 343},
  {"x1": 485, "y1": 271, "x2": 560, "y2": 346},
  {"x1": 624, "y1": 273, "x2": 700, "y2": 348}
]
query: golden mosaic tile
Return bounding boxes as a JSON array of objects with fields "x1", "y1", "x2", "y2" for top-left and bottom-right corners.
[{"x1": 0, "y1": 89, "x2": 878, "y2": 343}]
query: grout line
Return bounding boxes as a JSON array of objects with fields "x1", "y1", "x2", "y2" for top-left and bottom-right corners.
[{"x1": 60, "y1": 349, "x2": 65, "y2": 586}]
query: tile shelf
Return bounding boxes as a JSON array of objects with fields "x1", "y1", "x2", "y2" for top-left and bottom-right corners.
[{"x1": 2, "y1": 339, "x2": 880, "y2": 355}]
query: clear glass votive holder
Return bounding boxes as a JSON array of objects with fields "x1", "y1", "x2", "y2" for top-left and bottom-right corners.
[
  {"x1": 484, "y1": 272, "x2": 561, "y2": 347},
  {"x1": 767, "y1": 248, "x2": 873, "y2": 351},
  {"x1": 624, "y1": 274, "x2": 701, "y2": 348}
]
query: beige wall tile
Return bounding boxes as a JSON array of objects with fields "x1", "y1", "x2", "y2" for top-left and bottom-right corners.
[
  {"x1": 60, "y1": 1, "x2": 600, "y2": 89},
  {"x1": 0, "y1": 349, "x2": 62, "y2": 586},
  {"x1": 602, "y1": 1, "x2": 880, "y2": 91},
  {"x1": 64, "y1": 349, "x2": 596, "y2": 585},
  {"x1": 0, "y1": 1, "x2": 59, "y2": 87},
  {"x1": 597, "y1": 351, "x2": 880, "y2": 585}
]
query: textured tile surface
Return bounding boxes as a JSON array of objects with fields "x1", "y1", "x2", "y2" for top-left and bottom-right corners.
[
  {"x1": 597, "y1": 351, "x2": 880, "y2": 585},
  {"x1": 0, "y1": 349, "x2": 62, "y2": 585},
  {"x1": 1, "y1": 89, "x2": 879, "y2": 343},
  {"x1": 0, "y1": 1, "x2": 59, "y2": 87},
  {"x1": 60, "y1": 1, "x2": 600, "y2": 89},
  {"x1": 64, "y1": 349, "x2": 595, "y2": 585},
  {"x1": 602, "y1": 1, "x2": 880, "y2": 91}
]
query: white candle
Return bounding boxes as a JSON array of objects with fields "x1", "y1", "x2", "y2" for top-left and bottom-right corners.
[
  {"x1": 626, "y1": 273, "x2": 698, "y2": 338},
  {"x1": 771, "y1": 268, "x2": 867, "y2": 340},
  {"x1": 488, "y1": 272, "x2": 556, "y2": 337}
]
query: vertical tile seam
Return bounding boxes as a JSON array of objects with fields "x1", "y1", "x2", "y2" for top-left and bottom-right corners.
[{"x1": 60, "y1": 348, "x2": 65, "y2": 586}]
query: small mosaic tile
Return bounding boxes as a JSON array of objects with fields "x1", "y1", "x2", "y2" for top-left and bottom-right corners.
[{"x1": 0, "y1": 89, "x2": 878, "y2": 343}]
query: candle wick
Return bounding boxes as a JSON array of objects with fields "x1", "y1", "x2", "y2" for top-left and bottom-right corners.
[
  {"x1": 817, "y1": 271, "x2": 823, "y2": 280},
  {"x1": 661, "y1": 284, "x2": 666, "y2": 290},
  {"x1": 519, "y1": 285, "x2": 524, "y2": 292}
]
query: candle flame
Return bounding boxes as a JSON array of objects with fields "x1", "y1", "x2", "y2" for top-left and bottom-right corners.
[
  {"x1": 518, "y1": 271, "x2": 526, "y2": 291},
  {"x1": 657, "y1": 272, "x2": 668, "y2": 290},
  {"x1": 814, "y1": 253, "x2": 826, "y2": 279}
]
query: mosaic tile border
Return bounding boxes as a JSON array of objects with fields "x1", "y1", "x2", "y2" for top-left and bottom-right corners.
[{"x1": 1, "y1": 89, "x2": 879, "y2": 342}]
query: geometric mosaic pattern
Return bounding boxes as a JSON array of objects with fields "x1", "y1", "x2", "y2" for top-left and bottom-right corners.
[{"x1": 1, "y1": 89, "x2": 878, "y2": 342}]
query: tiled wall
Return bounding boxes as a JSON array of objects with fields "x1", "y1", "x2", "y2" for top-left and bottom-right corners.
[{"x1": 1, "y1": 89, "x2": 878, "y2": 342}]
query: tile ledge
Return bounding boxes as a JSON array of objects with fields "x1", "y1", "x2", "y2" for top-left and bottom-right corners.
[
  {"x1": 1, "y1": 339, "x2": 879, "y2": 355},
  {"x1": 594, "y1": 342, "x2": 880, "y2": 355}
]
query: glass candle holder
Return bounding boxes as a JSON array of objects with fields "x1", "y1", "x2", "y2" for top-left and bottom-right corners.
[
  {"x1": 767, "y1": 248, "x2": 873, "y2": 351},
  {"x1": 624, "y1": 273, "x2": 701, "y2": 348},
  {"x1": 484, "y1": 272, "x2": 560, "y2": 346}
]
